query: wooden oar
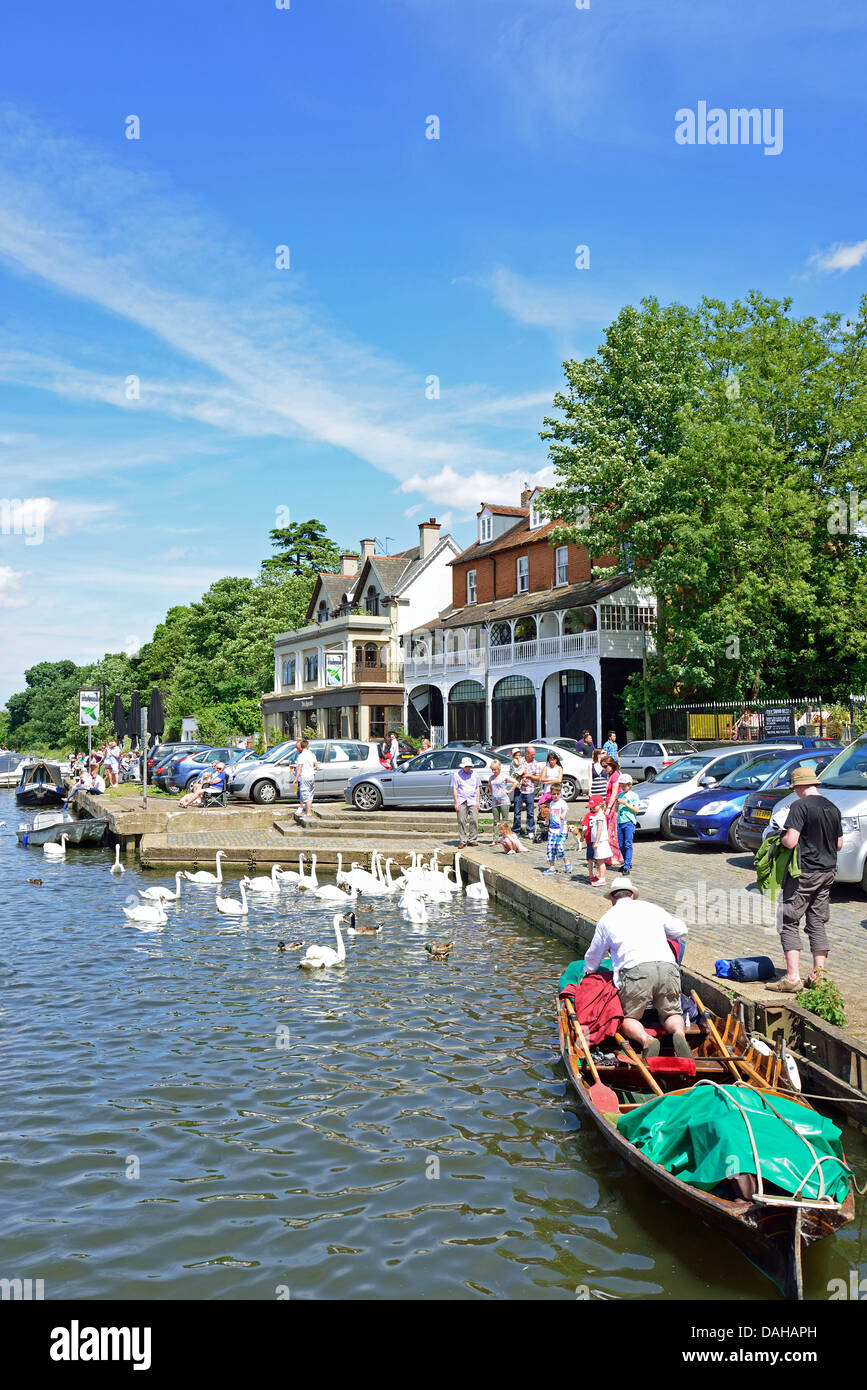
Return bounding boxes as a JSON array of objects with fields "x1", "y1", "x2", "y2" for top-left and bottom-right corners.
[
  {"x1": 563, "y1": 1000, "x2": 618, "y2": 1114},
  {"x1": 615, "y1": 1032, "x2": 664, "y2": 1097},
  {"x1": 690, "y1": 991, "x2": 770, "y2": 1089}
]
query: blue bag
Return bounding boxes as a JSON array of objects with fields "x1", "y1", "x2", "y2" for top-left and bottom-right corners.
[
  {"x1": 714, "y1": 959, "x2": 732, "y2": 979},
  {"x1": 729, "y1": 956, "x2": 775, "y2": 982}
]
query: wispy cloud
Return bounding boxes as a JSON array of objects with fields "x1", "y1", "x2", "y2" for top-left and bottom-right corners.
[
  {"x1": 477, "y1": 267, "x2": 619, "y2": 334},
  {"x1": 0, "y1": 565, "x2": 29, "y2": 608},
  {"x1": 805, "y1": 239, "x2": 867, "y2": 275},
  {"x1": 399, "y1": 463, "x2": 555, "y2": 518}
]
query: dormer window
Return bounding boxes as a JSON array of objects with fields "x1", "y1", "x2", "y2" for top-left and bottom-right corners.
[
  {"x1": 365, "y1": 586, "x2": 379, "y2": 616},
  {"x1": 479, "y1": 511, "x2": 492, "y2": 543},
  {"x1": 317, "y1": 600, "x2": 328, "y2": 623},
  {"x1": 529, "y1": 491, "x2": 545, "y2": 530}
]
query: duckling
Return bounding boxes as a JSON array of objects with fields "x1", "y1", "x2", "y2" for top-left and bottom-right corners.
[
  {"x1": 424, "y1": 941, "x2": 453, "y2": 960},
  {"x1": 277, "y1": 940, "x2": 304, "y2": 952},
  {"x1": 28, "y1": 878, "x2": 43, "y2": 886}
]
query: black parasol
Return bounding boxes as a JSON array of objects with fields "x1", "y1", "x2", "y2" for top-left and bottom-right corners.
[
  {"x1": 148, "y1": 687, "x2": 165, "y2": 739},
  {"x1": 112, "y1": 694, "x2": 127, "y2": 742},
  {"x1": 129, "y1": 690, "x2": 141, "y2": 748}
]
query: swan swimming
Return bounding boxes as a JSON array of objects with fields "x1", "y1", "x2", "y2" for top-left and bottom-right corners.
[
  {"x1": 109, "y1": 844, "x2": 125, "y2": 875},
  {"x1": 465, "y1": 864, "x2": 489, "y2": 900},
  {"x1": 43, "y1": 833, "x2": 69, "y2": 860},
  {"x1": 139, "y1": 872, "x2": 185, "y2": 902},
  {"x1": 243, "y1": 864, "x2": 282, "y2": 893},
  {"x1": 184, "y1": 850, "x2": 225, "y2": 885},
  {"x1": 299, "y1": 913, "x2": 347, "y2": 969},
  {"x1": 401, "y1": 890, "x2": 428, "y2": 924},
  {"x1": 298, "y1": 854, "x2": 319, "y2": 890},
  {"x1": 123, "y1": 901, "x2": 168, "y2": 926},
  {"x1": 215, "y1": 881, "x2": 249, "y2": 916}
]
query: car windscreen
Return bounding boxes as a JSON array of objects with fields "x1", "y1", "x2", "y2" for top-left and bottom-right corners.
[
  {"x1": 818, "y1": 738, "x2": 867, "y2": 790},
  {"x1": 667, "y1": 742, "x2": 697, "y2": 754},
  {"x1": 651, "y1": 756, "x2": 714, "y2": 784},
  {"x1": 258, "y1": 741, "x2": 297, "y2": 764},
  {"x1": 716, "y1": 755, "x2": 789, "y2": 790}
]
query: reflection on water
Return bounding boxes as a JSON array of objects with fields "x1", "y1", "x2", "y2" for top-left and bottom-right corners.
[{"x1": 0, "y1": 791, "x2": 863, "y2": 1300}]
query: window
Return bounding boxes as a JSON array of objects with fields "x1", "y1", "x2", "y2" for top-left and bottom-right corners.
[
  {"x1": 317, "y1": 600, "x2": 328, "y2": 623},
  {"x1": 555, "y1": 545, "x2": 568, "y2": 585},
  {"x1": 529, "y1": 494, "x2": 544, "y2": 529},
  {"x1": 281, "y1": 656, "x2": 296, "y2": 687},
  {"x1": 516, "y1": 556, "x2": 529, "y2": 592},
  {"x1": 479, "y1": 512, "x2": 492, "y2": 543},
  {"x1": 304, "y1": 652, "x2": 319, "y2": 683},
  {"x1": 365, "y1": 586, "x2": 379, "y2": 616},
  {"x1": 466, "y1": 569, "x2": 477, "y2": 604},
  {"x1": 599, "y1": 604, "x2": 656, "y2": 631},
  {"x1": 490, "y1": 622, "x2": 510, "y2": 647}
]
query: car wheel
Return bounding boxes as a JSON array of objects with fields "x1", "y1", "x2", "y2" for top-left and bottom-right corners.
[
  {"x1": 561, "y1": 776, "x2": 578, "y2": 802},
  {"x1": 660, "y1": 807, "x2": 676, "y2": 840},
  {"x1": 251, "y1": 780, "x2": 279, "y2": 805},
  {"x1": 728, "y1": 815, "x2": 744, "y2": 850},
  {"x1": 644, "y1": 768, "x2": 657, "y2": 783},
  {"x1": 352, "y1": 782, "x2": 383, "y2": 811},
  {"x1": 479, "y1": 786, "x2": 493, "y2": 812}
]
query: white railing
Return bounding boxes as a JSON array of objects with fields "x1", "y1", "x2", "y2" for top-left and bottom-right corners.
[
  {"x1": 407, "y1": 630, "x2": 600, "y2": 676},
  {"x1": 404, "y1": 649, "x2": 485, "y2": 679}
]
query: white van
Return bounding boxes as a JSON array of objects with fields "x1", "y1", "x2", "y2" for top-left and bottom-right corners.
[{"x1": 767, "y1": 734, "x2": 867, "y2": 888}]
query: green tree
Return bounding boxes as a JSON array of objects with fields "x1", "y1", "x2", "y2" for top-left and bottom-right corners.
[
  {"x1": 541, "y1": 292, "x2": 867, "y2": 713},
  {"x1": 262, "y1": 519, "x2": 341, "y2": 577}
]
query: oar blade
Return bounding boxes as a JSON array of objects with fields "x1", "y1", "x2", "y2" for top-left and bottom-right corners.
[{"x1": 588, "y1": 1079, "x2": 620, "y2": 1115}]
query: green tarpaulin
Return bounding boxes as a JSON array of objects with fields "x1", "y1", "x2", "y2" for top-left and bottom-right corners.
[
  {"x1": 617, "y1": 1083, "x2": 850, "y2": 1204},
  {"x1": 558, "y1": 958, "x2": 613, "y2": 991}
]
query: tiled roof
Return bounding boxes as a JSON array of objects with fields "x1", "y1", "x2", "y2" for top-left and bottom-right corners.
[
  {"x1": 479, "y1": 503, "x2": 526, "y2": 517},
  {"x1": 451, "y1": 514, "x2": 563, "y2": 565},
  {"x1": 406, "y1": 574, "x2": 632, "y2": 633}
]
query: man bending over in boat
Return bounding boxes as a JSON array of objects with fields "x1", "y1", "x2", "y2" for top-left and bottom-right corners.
[{"x1": 583, "y1": 876, "x2": 691, "y2": 1059}]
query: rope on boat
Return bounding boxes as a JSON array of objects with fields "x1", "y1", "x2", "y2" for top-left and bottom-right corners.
[{"x1": 692, "y1": 1079, "x2": 849, "y2": 1207}]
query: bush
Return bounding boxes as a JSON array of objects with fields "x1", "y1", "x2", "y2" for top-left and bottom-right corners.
[{"x1": 798, "y1": 974, "x2": 847, "y2": 1029}]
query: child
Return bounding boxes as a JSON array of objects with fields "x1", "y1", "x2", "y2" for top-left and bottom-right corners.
[
  {"x1": 616, "y1": 772, "x2": 641, "y2": 874},
  {"x1": 589, "y1": 793, "x2": 611, "y2": 885},
  {"x1": 498, "y1": 820, "x2": 530, "y2": 854},
  {"x1": 543, "y1": 789, "x2": 571, "y2": 875}
]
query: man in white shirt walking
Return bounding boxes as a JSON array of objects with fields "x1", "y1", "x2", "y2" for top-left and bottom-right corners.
[
  {"x1": 293, "y1": 738, "x2": 319, "y2": 820},
  {"x1": 583, "y1": 876, "x2": 691, "y2": 1058}
]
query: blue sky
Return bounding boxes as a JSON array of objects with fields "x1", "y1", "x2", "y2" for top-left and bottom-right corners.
[{"x1": 1, "y1": 0, "x2": 866, "y2": 702}]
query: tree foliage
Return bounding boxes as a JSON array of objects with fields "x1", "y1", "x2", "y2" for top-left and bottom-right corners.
[
  {"x1": 540, "y1": 292, "x2": 867, "y2": 712},
  {"x1": 262, "y1": 519, "x2": 341, "y2": 578}
]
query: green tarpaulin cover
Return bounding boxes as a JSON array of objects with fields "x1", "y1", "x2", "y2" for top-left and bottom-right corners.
[
  {"x1": 617, "y1": 1083, "x2": 850, "y2": 1204},
  {"x1": 558, "y1": 958, "x2": 613, "y2": 991}
]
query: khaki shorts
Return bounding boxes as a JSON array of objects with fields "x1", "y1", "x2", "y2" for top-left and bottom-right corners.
[{"x1": 618, "y1": 961, "x2": 682, "y2": 1020}]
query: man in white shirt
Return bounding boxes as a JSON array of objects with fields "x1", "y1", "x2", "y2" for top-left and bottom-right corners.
[
  {"x1": 583, "y1": 876, "x2": 691, "y2": 1058},
  {"x1": 293, "y1": 738, "x2": 319, "y2": 820}
]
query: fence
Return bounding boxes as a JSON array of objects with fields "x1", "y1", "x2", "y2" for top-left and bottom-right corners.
[{"x1": 650, "y1": 697, "x2": 866, "y2": 744}]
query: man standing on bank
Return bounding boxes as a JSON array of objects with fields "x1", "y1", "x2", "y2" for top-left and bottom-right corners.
[
  {"x1": 769, "y1": 766, "x2": 842, "y2": 993},
  {"x1": 511, "y1": 744, "x2": 539, "y2": 837},
  {"x1": 452, "y1": 755, "x2": 481, "y2": 848}
]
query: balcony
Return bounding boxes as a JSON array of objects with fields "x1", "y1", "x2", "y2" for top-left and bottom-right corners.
[
  {"x1": 352, "y1": 662, "x2": 404, "y2": 685},
  {"x1": 404, "y1": 631, "x2": 599, "y2": 680},
  {"x1": 403, "y1": 649, "x2": 486, "y2": 679}
]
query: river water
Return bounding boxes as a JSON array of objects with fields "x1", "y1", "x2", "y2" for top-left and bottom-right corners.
[{"x1": 1, "y1": 788, "x2": 864, "y2": 1301}]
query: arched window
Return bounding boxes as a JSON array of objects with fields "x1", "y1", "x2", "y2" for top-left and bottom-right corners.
[
  {"x1": 492, "y1": 675, "x2": 535, "y2": 700},
  {"x1": 449, "y1": 679, "x2": 485, "y2": 702},
  {"x1": 364, "y1": 643, "x2": 378, "y2": 668},
  {"x1": 317, "y1": 600, "x2": 328, "y2": 623},
  {"x1": 365, "y1": 586, "x2": 379, "y2": 616},
  {"x1": 514, "y1": 616, "x2": 537, "y2": 643}
]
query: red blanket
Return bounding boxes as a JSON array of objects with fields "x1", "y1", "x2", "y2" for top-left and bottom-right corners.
[{"x1": 559, "y1": 972, "x2": 623, "y2": 1045}]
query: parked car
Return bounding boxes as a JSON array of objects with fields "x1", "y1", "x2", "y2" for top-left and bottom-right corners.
[
  {"x1": 229, "y1": 739, "x2": 392, "y2": 804},
  {"x1": 615, "y1": 739, "x2": 698, "y2": 782},
  {"x1": 165, "y1": 746, "x2": 252, "y2": 793},
  {"x1": 764, "y1": 735, "x2": 867, "y2": 888},
  {"x1": 667, "y1": 750, "x2": 836, "y2": 851},
  {"x1": 491, "y1": 742, "x2": 589, "y2": 800},
  {"x1": 152, "y1": 744, "x2": 212, "y2": 789},
  {"x1": 635, "y1": 743, "x2": 806, "y2": 838},
  {"x1": 345, "y1": 746, "x2": 498, "y2": 812},
  {"x1": 738, "y1": 751, "x2": 839, "y2": 851},
  {"x1": 752, "y1": 735, "x2": 842, "y2": 751}
]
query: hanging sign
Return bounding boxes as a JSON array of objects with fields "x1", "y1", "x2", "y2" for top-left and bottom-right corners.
[{"x1": 79, "y1": 689, "x2": 100, "y2": 727}]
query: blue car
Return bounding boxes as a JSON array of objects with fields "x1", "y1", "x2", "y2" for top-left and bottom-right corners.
[{"x1": 668, "y1": 749, "x2": 819, "y2": 849}]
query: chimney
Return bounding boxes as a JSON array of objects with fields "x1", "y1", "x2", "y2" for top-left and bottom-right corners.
[
  {"x1": 360, "y1": 537, "x2": 376, "y2": 561},
  {"x1": 340, "y1": 551, "x2": 359, "y2": 577},
  {"x1": 418, "y1": 517, "x2": 441, "y2": 559},
  {"x1": 520, "y1": 484, "x2": 533, "y2": 509}
]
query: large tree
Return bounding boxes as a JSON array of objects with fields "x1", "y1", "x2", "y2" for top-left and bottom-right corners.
[
  {"x1": 540, "y1": 292, "x2": 867, "y2": 710},
  {"x1": 263, "y1": 519, "x2": 341, "y2": 578}
]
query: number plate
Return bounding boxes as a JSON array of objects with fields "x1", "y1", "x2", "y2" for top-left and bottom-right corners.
[
  {"x1": 754, "y1": 808, "x2": 771, "y2": 820},
  {"x1": 671, "y1": 817, "x2": 688, "y2": 828}
]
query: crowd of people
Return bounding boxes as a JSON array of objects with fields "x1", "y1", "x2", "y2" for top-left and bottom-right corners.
[{"x1": 66, "y1": 740, "x2": 135, "y2": 799}]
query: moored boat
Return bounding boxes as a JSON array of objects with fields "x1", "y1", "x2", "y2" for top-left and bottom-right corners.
[
  {"x1": 15, "y1": 760, "x2": 67, "y2": 807},
  {"x1": 558, "y1": 990, "x2": 855, "y2": 1300},
  {"x1": 17, "y1": 812, "x2": 108, "y2": 846}
]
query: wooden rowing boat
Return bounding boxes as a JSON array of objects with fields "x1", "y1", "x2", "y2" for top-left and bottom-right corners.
[{"x1": 558, "y1": 996, "x2": 855, "y2": 1299}]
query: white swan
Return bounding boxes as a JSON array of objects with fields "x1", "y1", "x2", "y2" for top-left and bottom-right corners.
[
  {"x1": 298, "y1": 853, "x2": 319, "y2": 890},
  {"x1": 216, "y1": 881, "x2": 249, "y2": 916},
  {"x1": 276, "y1": 855, "x2": 304, "y2": 885},
  {"x1": 335, "y1": 852, "x2": 349, "y2": 886},
  {"x1": 243, "y1": 864, "x2": 282, "y2": 893},
  {"x1": 314, "y1": 881, "x2": 357, "y2": 903},
  {"x1": 43, "y1": 833, "x2": 69, "y2": 860},
  {"x1": 139, "y1": 872, "x2": 185, "y2": 902},
  {"x1": 110, "y1": 844, "x2": 125, "y2": 875},
  {"x1": 401, "y1": 890, "x2": 428, "y2": 924},
  {"x1": 123, "y1": 901, "x2": 168, "y2": 926},
  {"x1": 466, "y1": 864, "x2": 489, "y2": 900},
  {"x1": 184, "y1": 849, "x2": 225, "y2": 885},
  {"x1": 299, "y1": 913, "x2": 347, "y2": 969}
]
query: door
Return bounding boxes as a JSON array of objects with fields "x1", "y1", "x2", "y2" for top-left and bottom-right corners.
[
  {"x1": 398, "y1": 750, "x2": 457, "y2": 804},
  {"x1": 618, "y1": 742, "x2": 644, "y2": 775},
  {"x1": 321, "y1": 740, "x2": 369, "y2": 794}
]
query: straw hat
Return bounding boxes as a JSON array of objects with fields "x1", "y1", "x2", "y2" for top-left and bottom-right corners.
[
  {"x1": 791, "y1": 767, "x2": 820, "y2": 787},
  {"x1": 605, "y1": 875, "x2": 638, "y2": 899}
]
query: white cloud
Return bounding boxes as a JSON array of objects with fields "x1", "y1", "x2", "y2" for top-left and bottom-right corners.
[
  {"x1": 399, "y1": 463, "x2": 556, "y2": 517},
  {"x1": 478, "y1": 267, "x2": 619, "y2": 334},
  {"x1": 805, "y1": 239, "x2": 867, "y2": 274},
  {"x1": 0, "y1": 565, "x2": 28, "y2": 608}
]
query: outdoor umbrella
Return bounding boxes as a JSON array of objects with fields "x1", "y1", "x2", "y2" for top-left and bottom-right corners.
[
  {"x1": 112, "y1": 693, "x2": 127, "y2": 742},
  {"x1": 148, "y1": 687, "x2": 165, "y2": 740},
  {"x1": 129, "y1": 691, "x2": 141, "y2": 749}
]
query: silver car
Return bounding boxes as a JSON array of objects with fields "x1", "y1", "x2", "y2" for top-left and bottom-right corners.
[
  {"x1": 635, "y1": 743, "x2": 804, "y2": 837},
  {"x1": 616, "y1": 739, "x2": 698, "y2": 782},
  {"x1": 345, "y1": 747, "x2": 497, "y2": 812},
  {"x1": 766, "y1": 734, "x2": 867, "y2": 888},
  {"x1": 229, "y1": 739, "x2": 386, "y2": 805}
]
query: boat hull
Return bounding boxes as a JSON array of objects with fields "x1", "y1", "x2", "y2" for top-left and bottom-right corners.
[{"x1": 17, "y1": 817, "x2": 108, "y2": 846}]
